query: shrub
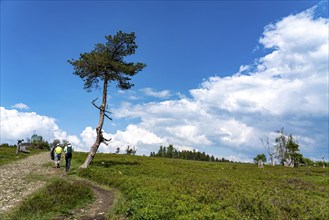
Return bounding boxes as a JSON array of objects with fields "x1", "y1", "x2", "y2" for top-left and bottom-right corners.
[{"x1": 5, "y1": 178, "x2": 94, "y2": 219}]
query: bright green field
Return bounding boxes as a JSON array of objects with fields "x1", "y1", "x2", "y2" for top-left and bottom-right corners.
[
  {"x1": 1, "y1": 146, "x2": 328, "y2": 219},
  {"x1": 74, "y1": 152, "x2": 329, "y2": 220},
  {"x1": 0, "y1": 146, "x2": 46, "y2": 166}
]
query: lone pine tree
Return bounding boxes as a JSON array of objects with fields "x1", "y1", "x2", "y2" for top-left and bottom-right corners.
[{"x1": 68, "y1": 31, "x2": 146, "y2": 168}]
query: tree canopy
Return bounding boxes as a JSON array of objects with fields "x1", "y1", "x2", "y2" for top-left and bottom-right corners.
[
  {"x1": 254, "y1": 153, "x2": 267, "y2": 164},
  {"x1": 68, "y1": 31, "x2": 146, "y2": 92}
]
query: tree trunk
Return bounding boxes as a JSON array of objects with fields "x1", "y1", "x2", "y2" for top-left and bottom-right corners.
[
  {"x1": 80, "y1": 78, "x2": 108, "y2": 169},
  {"x1": 270, "y1": 153, "x2": 274, "y2": 166}
]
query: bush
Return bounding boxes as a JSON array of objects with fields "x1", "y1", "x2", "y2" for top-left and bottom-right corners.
[
  {"x1": 29, "y1": 141, "x2": 50, "y2": 149},
  {"x1": 5, "y1": 178, "x2": 94, "y2": 219}
]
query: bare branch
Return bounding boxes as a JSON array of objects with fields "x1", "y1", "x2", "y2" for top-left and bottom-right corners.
[
  {"x1": 104, "y1": 113, "x2": 112, "y2": 120},
  {"x1": 91, "y1": 98, "x2": 112, "y2": 120},
  {"x1": 91, "y1": 98, "x2": 100, "y2": 109}
]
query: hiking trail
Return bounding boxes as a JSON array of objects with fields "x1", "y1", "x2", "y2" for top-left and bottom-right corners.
[{"x1": 0, "y1": 152, "x2": 115, "y2": 219}]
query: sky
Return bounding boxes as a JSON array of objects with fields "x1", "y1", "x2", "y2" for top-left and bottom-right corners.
[{"x1": 1, "y1": 0, "x2": 328, "y2": 162}]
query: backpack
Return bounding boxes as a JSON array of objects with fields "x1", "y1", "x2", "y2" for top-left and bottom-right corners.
[
  {"x1": 50, "y1": 147, "x2": 55, "y2": 160},
  {"x1": 66, "y1": 146, "x2": 73, "y2": 155}
]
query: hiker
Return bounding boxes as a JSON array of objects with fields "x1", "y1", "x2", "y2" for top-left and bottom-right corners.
[
  {"x1": 54, "y1": 144, "x2": 63, "y2": 168},
  {"x1": 64, "y1": 143, "x2": 74, "y2": 172}
]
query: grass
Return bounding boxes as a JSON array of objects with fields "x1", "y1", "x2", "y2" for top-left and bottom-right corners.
[
  {"x1": 3, "y1": 178, "x2": 94, "y2": 220},
  {"x1": 0, "y1": 145, "x2": 46, "y2": 166},
  {"x1": 74, "y1": 152, "x2": 329, "y2": 219},
  {"x1": 1, "y1": 148, "x2": 328, "y2": 219}
]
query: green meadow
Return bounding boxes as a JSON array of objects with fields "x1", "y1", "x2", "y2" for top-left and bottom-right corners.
[
  {"x1": 75, "y1": 152, "x2": 329, "y2": 219},
  {"x1": 1, "y1": 146, "x2": 328, "y2": 219}
]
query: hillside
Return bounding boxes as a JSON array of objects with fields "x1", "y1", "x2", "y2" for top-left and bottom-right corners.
[
  {"x1": 75, "y1": 152, "x2": 329, "y2": 219},
  {"x1": 1, "y1": 147, "x2": 328, "y2": 219}
]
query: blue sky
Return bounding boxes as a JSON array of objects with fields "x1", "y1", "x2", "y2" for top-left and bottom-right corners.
[{"x1": 1, "y1": 0, "x2": 328, "y2": 162}]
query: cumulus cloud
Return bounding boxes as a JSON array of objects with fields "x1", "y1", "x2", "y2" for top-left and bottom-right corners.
[
  {"x1": 11, "y1": 103, "x2": 30, "y2": 110},
  {"x1": 1, "y1": 107, "x2": 57, "y2": 143},
  {"x1": 0, "y1": 107, "x2": 84, "y2": 150},
  {"x1": 112, "y1": 5, "x2": 328, "y2": 161},
  {"x1": 190, "y1": 8, "x2": 328, "y2": 117}
]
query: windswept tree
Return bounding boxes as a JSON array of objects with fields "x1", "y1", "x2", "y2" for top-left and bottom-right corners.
[{"x1": 68, "y1": 31, "x2": 146, "y2": 168}]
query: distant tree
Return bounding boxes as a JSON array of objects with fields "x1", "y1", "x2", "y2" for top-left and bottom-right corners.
[
  {"x1": 192, "y1": 149, "x2": 196, "y2": 160},
  {"x1": 125, "y1": 145, "x2": 137, "y2": 155},
  {"x1": 151, "y1": 145, "x2": 231, "y2": 163},
  {"x1": 115, "y1": 147, "x2": 120, "y2": 154},
  {"x1": 260, "y1": 136, "x2": 275, "y2": 166},
  {"x1": 254, "y1": 153, "x2": 267, "y2": 164},
  {"x1": 274, "y1": 128, "x2": 288, "y2": 165},
  {"x1": 173, "y1": 149, "x2": 179, "y2": 158},
  {"x1": 62, "y1": 139, "x2": 69, "y2": 146},
  {"x1": 52, "y1": 139, "x2": 61, "y2": 148},
  {"x1": 68, "y1": 31, "x2": 146, "y2": 168},
  {"x1": 274, "y1": 128, "x2": 303, "y2": 167},
  {"x1": 0, "y1": 143, "x2": 10, "y2": 148},
  {"x1": 157, "y1": 146, "x2": 165, "y2": 157},
  {"x1": 285, "y1": 134, "x2": 302, "y2": 167},
  {"x1": 30, "y1": 140, "x2": 50, "y2": 150},
  {"x1": 166, "y1": 145, "x2": 174, "y2": 158},
  {"x1": 125, "y1": 146, "x2": 131, "y2": 155},
  {"x1": 132, "y1": 147, "x2": 137, "y2": 155}
]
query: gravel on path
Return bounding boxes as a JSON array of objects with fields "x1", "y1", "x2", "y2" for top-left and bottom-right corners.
[{"x1": 0, "y1": 152, "x2": 58, "y2": 213}]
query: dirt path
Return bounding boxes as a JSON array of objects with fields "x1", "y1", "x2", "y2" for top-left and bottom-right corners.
[
  {"x1": 54, "y1": 178, "x2": 116, "y2": 220},
  {"x1": 0, "y1": 152, "x2": 115, "y2": 219}
]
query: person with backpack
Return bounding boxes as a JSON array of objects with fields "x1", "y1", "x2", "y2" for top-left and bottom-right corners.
[
  {"x1": 54, "y1": 144, "x2": 63, "y2": 168},
  {"x1": 64, "y1": 143, "x2": 74, "y2": 172}
]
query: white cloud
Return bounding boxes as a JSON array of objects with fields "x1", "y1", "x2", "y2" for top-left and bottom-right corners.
[
  {"x1": 77, "y1": 125, "x2": 167, "y2": 155},
  {"x1": 110, "y1": 124, "x2": 167, "y2": 155},
  {"x1": 140, "y1": 88, "x2": 171, "y2": 99},
  {"x1": 166, "y1": 125, "x2": 212, "y2": 146},
  {"x1": 11, "y1": 103, "x2": 30, "y2": 110},
  {"x1": 1, "y1": 107, "x2": 57, "y2": 143},
  {"x1": 0, "y1": 107, "x2": 85, "y2": 151},
  {"x1": 118, "y1": 90, "x2": 139, "y2": 100},
  {"x1": 80, "y1": 127, "x2": 96, "y2": 147},
  {"x1": 192, "y1": 6, "x2": 328, "y2": 117},
  {"x1": 112, "y1": 5, "x2": 328, "y2": 161}
]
